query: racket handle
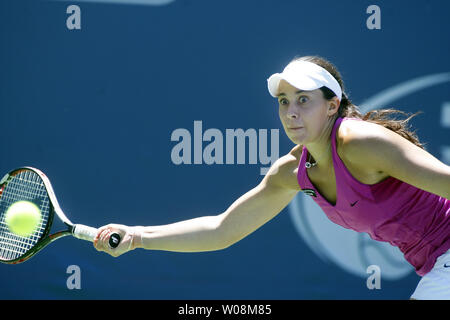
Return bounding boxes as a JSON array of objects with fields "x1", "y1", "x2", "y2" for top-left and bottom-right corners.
[{"x1": 72, "y1": 224, "x2": 121, "y2": 248}]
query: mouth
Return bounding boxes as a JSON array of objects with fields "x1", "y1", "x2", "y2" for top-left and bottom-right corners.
[{"x1": 288, "y1": 126, "x2": 303, "y2": 130}]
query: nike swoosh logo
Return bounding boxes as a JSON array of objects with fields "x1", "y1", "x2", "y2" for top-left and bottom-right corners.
[
  {"x1": 350, "y1": 201, "x2": 358, "y2": 207},
  {"x1": 444, "y1": 263, "x2": 450, "y2": 268}
]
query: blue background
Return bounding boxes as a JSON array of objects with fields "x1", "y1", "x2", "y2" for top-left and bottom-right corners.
[{"x1": 0, "y1": 0, "x2": 449, "y2": 299}]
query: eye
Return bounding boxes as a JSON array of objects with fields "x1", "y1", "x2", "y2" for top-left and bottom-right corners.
[
  {"x1": 278, "y1": 98, "x2": 289, "y2": 105},
  {"x1": 298, "y1": 95, "x2": 309, "y2": 103}
]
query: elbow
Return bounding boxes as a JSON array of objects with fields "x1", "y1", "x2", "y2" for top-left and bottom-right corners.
[
  {"x1": 219, "y1": 237, "x2": 237, "y2": 250},
  {"x1": 214, "y1": 213, "x2": 238, "y2": 251}
]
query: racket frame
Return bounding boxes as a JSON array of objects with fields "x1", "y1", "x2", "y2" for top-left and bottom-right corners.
[{"x1": 0, "y1": 167, "x2": 97, "y2": 264}]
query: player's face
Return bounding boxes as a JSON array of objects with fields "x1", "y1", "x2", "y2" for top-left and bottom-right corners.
[{"x1": 277, "y1": 80, "x2": 334, "y2": 145}]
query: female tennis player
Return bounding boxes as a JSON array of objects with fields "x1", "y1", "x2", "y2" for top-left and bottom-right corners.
[{"x1": 94, "y1": 56, "x2": 450, "y2": 299}]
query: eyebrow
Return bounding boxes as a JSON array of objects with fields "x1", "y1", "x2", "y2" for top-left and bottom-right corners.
[{"x1": 277, "y1": 90, "x2": 307, "y2": 97}]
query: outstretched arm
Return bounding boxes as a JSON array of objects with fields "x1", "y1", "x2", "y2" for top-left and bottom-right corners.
[{"x1": 94, "y1": 148, "x2": 301, "y2": 257}]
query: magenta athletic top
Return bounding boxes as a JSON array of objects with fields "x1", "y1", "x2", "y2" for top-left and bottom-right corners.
[{"x1": 297, "y1": 117, "x2": 450, "y2": 276}]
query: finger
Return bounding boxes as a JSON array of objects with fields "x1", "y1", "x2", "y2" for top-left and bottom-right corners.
[
  {"x1": 96, "y1": 229, "x2": 112, "y2": 251},
  {"x1": 94, "y1": 225, "x2": 111, "y2": 243},
  {"x1": 100, "y1": 229, "x2": 111, "y2": 245},
  {"x1": 94, "y1": 231, "x2": 106, "y2": 250}
]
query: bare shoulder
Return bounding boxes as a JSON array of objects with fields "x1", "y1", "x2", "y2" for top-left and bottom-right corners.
[
  {"x1": 336, "y1": 118, "x2": 418, "y2": 183},
  {"x1": 338, "y1": 118, "x2": 388, "y2": 142},
  {"x1": 337, "y1": 118, "x2": 398, "y2": 163},
  {"x1": 336, "y1": 117, "x2": 450, "y2": 198},
  {"x1": 262, "y1": 145, "x2": 302, "y2": 191}
]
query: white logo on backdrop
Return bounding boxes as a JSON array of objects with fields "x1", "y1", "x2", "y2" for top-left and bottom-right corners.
[
  {"x1": 56, "y1": 0, "x2": 175, "y2": 5},
  {"x1": 289, "y1": 72, "x2": 450, "y2": 280},
  {"x1": 170, "y1": 121, "x2": 280, "y2": 175}
]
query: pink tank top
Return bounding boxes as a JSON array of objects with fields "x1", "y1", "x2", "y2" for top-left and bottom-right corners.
[{"x1": 297, "y1": 117, "x2": 450, "y2": 276}]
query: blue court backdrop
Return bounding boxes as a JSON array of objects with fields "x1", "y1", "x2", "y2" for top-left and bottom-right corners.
[{"x1": 0, "y1": 0, "x2": 449, "y2": 299}]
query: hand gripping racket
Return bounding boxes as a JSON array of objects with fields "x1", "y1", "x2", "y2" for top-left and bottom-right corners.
[{"x1": 0, "y1": 167, "x2": 121, "y2": 264}]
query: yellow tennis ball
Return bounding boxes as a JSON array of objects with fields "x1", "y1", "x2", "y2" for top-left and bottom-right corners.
[{"x1": 4, "y1": 201, "x2": 42, "y2": 237}]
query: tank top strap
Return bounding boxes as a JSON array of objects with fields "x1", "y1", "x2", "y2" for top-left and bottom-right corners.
[
  {"x1": 296, "y1": 145, "x2": 309, "y2": 189},
  {"x1": 331, "y1": 117, "x2": 345, "y2": 172},
  {"x1": 331, "y1": 116, "x2": 367, "y2": 177}
]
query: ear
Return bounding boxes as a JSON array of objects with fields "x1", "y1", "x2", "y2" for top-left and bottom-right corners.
[{"x1": 327, "y1": 96, "x2": 340, "y2": 116}]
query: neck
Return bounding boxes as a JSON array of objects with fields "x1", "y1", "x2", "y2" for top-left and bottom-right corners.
[{"x1": 305, "y1": 116, "x2": 337, "y2": 168}]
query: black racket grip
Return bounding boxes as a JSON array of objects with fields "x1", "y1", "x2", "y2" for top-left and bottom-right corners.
[{"x1": 109, "y1": 233, "x2": 121, "y2": 248}]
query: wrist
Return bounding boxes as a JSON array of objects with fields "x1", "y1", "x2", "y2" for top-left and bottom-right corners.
[{"x1": 130, "y1": 226, "x2": 144, "y2": 250}]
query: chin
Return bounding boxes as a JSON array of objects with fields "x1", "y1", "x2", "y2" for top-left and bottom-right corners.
[{"x1": 287, "y1": 135, "x2": 304, "y2": 145}]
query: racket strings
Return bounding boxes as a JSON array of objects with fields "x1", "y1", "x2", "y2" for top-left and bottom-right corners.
[{"x1": 0, "y1": 170, "x2": 50, "y2": 261}]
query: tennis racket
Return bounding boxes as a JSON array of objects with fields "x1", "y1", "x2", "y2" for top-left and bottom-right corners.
[{"x1": 0, "y1": 167, "x2": 121, "y2": 264}]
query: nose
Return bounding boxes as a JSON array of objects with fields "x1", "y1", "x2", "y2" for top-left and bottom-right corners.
[{"x1": 286, "y1": 104, "x2": 299, "y2": 119}]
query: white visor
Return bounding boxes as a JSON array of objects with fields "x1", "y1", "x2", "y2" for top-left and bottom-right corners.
[{"x1": 267, "y1": 60, "x2": 342, "y2": 101}]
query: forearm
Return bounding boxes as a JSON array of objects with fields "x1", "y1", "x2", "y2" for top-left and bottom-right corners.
[
  {"x1": 94, "y1": 153, "x2": 300, "y2": 258},
  {"x1": 132, "y1": 215, "x2": 227, "y2": 252},
  {"x1": 131, "y1": 176, "x2": 298, "y2": 253}
]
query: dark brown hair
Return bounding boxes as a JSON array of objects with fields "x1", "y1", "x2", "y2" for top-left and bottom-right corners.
[{"x1": 293, "y1": 55, "x2": 425, "y2": 149}]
